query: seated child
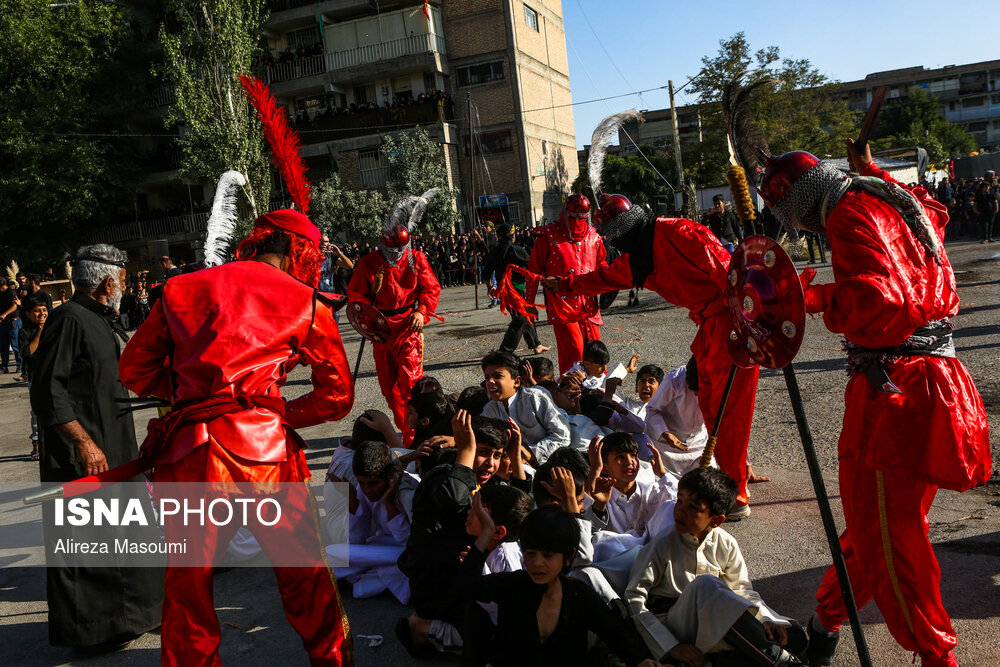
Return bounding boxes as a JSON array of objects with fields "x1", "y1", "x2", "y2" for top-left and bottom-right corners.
[
  {"x1": 331, "y1": 441, "x2": 419, "y2": 604},
  {"x1": 532, "y1": 454, "x2": 626, "y2": 604},
  {"x1": 480, "y1": 350, "x2": 570, "y2": 465},
  {"x1": 457, "y1": 385, "x2": 490, "y2": 415},
  {"x1": 396, "y1": 410, "x2": 507, "y2": 657},
  {"x1": 461, "y1": 504, "x2": 659, "y2": 667},
  {"x1": 645, "y1": 356, "x2": 714, "y2": 476},
  {"x1": 407, "y1": 391, "x2": 452, "y2": 447},
  {"x1": 523, "y1": 356, "x2": 555, "y2": 386},
  {"x1": 616, "y1": 362, "x2": 665, "y2": 420},
  {"x1": 549, "y1": 376, "x2": 604, "y2": 454},
  {"x1": 567, "y1": 340, "x2": 613, "y2": 390},
  {"x1": 435, "y1": 484, "x2": 535, "y2": 660},
  {"x1": 587, "y1": 434, "x2": 679, "y2": 560},
  {"x1": 324, "y1": 411, "x2": 393, "y2": 544},
  {"x1": 626, "y1": 468, "x2": 806, "y2": 666}
]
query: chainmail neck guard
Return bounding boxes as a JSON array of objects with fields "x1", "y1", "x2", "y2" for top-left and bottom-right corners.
[
  {"x1": 771, "y1": 162, "x2": 850, "y2": 234},
  {"x1": 599, "y1": 204, "x2": 649, "y2": 241},
  {"x1": 609, "y1": 209, "x2": 655, "y2": 288},
  {"x1": 380, "y1": 244, "x2": 408, "y2": 266}
]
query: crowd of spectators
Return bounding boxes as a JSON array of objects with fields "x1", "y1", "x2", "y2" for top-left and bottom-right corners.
[
  {"x1": 264, "y1": 41, "x2": 325, "y2": 68},
  {"x1": 928, "y1": 171, "x2": 999, "y2": 243},
  {"x1": 289, "y1": 90, "x2": 452, "y2": 126}
]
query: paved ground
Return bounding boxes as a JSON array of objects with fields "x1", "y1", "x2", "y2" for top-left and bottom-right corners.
[{"x1": 1, "y1": 240, "x2": 998, "y2": 666}]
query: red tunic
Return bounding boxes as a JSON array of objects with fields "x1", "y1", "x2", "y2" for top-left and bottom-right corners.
[
  {"x1": 346, "y1": 249, "x2": 441, "y2": 331},
  {"x1": 564, "y1": 218, "x2": 760, "y2": 505},
  {"x1": 346, "y1": 248, "x2": 441, "y2": 439},
  {"x1": 119, "y1": 260, "x2": 354, "y2": 464},
  {"x1": 528, "y1": 221, "x2": 606, "y2": 326},
  {"x1": 804, "y1": 162, "x2": 991, "y2": 491}
]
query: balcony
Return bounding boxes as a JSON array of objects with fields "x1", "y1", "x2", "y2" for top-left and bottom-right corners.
[
  {"x1": 92, "y1": 212, "x2": 209, "y2": 245},
  {"x1": 327, "y1": 33, "x2": 446, "y2": 71},
  {"x1": 296, "y1": 100, "x2": 450, "y2": 145},
  {"x1": 146, "y1": 85, "x2": 176, "y2": 109},
  {"x1": 266, "y1": 53, "x2": 327, "y2": 84}
]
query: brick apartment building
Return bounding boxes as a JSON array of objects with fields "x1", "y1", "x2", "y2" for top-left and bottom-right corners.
[{"x1": 96, "y1": 0, "x2": 578, "y2": 267}]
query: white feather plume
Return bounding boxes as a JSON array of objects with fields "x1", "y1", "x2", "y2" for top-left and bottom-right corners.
[
  {"x1": 203, "y1": 170, "x2": 247, "y2": 267},
  {"x1": 588, "y1": 110, "x2": 643, "y2": 196},
  {"x1": 408, "y1": 187, "x2": 441, "y2": 229},
  {"x1": 5, "y1": 260, "x2": 18, "y2": 284}
]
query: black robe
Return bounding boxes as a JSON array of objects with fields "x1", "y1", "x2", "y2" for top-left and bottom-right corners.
[{"x1": 30, "y1": 294, "x2": 164, "y2": 646}]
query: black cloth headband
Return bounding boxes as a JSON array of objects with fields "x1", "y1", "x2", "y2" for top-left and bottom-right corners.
[{"x1": 70, "y1": 255, "x2": 126, "y2": 268}]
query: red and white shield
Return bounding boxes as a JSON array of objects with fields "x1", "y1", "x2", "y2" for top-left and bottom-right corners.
[
  {"x1": 725, "y1": 236, "x2": 806, "y2": 369},
  {"x1": 346, "y1": 301, "x2": 393, "y2": 343}
]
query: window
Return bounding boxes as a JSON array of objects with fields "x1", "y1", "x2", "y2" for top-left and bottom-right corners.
[
  {"x1": 456, "y1": 61, "x2": 505, "y2": 87},
  {"x1": 524, "y1": 5, "x2": 539, "y2": 31},
  {"x1": 463, "y1": 130, "x2": 513, "y2": 157},
  {"x1": 964, "y1": 96, "x2": 986, "y2": 108},
  {"x1": 286, "y1": 26, "x2": 320, "y2": 49},
  {"x1": 992, "y1": 120, "x2": 1000, "y2": 129},
  {"x1": 358, "y1": 149, "x2": 389, "y2": 188},
  {"x1": 353, "y1": 84, "x2": 376, "y2": 105},
  {"x1": 966, "y1": 121, "x2": 987, "y2": 132},
  {"x1": 992, "y1": 94, "x2": 1000, "y2": 105}
]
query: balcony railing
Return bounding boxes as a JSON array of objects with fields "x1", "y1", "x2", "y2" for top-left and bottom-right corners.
[
  {"x1": 146, "y1": 85, "x2": 176, "y2": 109},
  {"x1": 327, "y1": 33, "x2": 446, "y2": 71},
  {"x1": 297, "y1": 101, "x2": 449, "y2": 144},
  {"x1": 266, "y1": 53, "x2": 327, "y2": 84},
  {"x1": 92, "y1": 212, "x2": 207, "y2": 245},
  {"x1": 267, "y1": 0, "x2": 317, "y2": 11}
]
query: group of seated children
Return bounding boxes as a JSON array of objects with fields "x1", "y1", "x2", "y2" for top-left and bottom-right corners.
[{"x1": 326, "y1": 347, "x2": 813, "y2": 666}]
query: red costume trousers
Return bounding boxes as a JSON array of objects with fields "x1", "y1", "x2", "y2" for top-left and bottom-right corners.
[
  {"x1": 691, "y1": 310, "x2": 759, "y2": 506},
  {"x1": 372, "y1": 329, "x2": 424, "y2": 441},
  {"x1": 157, "y1": 441, "x2": 353, "y2": 667},
  {"x1": 551, "y1": 320, "x2": 601, "y2": 374},
  {"x1": 816, "y1": 457, "x2": 956, "y2": 662}
]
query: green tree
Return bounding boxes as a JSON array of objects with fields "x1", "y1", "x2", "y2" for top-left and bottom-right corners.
[
  {"x1": 0, "y1": 0, "x2": 144, "y2": 265},
  {"x1": 310, "y1": 173, "x2": 387, "y2": 238},
  {"x1": 572, "y1": 148, "x2": 678, "y2": 208},
  {"x1": 871, "y1": 86, "x2": 976, "y2": 161},
  {"x1": 158, "y1": 0, "x2": 270, "y2": 216},
  {"x1": 382, "y1": 128, "x2": 461, "y2": 235},
  {"x1": 684, "y1": 32, "x2": 855, "y2": 186},
  {"x1": 312, "y1": 128, "x2": 459, "y2": 238}
]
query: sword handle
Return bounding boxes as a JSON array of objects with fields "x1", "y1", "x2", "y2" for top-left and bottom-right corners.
[
  {"x1": 699, "y1": 435, "x2": 717, "y2": 469},
  {"x1": 22, "y1": 486, "x2": 65, "y2": 505}
]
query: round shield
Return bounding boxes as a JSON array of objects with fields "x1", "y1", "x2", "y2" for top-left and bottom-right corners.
[
  {"x1": 346, "y1": 301, "x2": 392, "y2": 344},
  {"x1": 725, "y1": 236, "x2": 806, "y2": 369}
]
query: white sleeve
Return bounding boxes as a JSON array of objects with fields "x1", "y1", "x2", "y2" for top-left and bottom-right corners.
[
  {"x1": 721, "y1": 535, "x2": 790, "y2": 625},
  {"x1": 348, "y1": 487, "x2": 372, "y2": 545},
  {"x1": 532, "y1": 392, "x2": 571, "y2": 463}
]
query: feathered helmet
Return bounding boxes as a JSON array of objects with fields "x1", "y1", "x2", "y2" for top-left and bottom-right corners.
[
  {"x1": 235, "y1": 75, "x2": 323, "y2": 285},
  {"x1": 587, "y1": 110, "x2": 649, "y2": 241},
  {"x1": 721, "y1": 76, "x2": 848, "y2": 235},
  {"x1": 380, "y1": 188, "x2": 440, "y2": 265}
]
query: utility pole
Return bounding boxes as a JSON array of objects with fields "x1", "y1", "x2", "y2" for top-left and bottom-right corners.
[
  {"x1": 668, "y1": 80, "x2": 685, "y2": 197},
  {"x1": 466, "y1": 91, "x2": 479, "y2": 309}
]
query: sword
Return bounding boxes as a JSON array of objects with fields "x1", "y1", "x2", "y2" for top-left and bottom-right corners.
[
  {"x1": 23, "y1": 458, "x2": 150, "y2": 505},
  {"x1": 699, "y1": 364, "x2": 738, "y2": 468},
  {"x1": 854, "y1": 85, "x2": 888, "y2": 156}
]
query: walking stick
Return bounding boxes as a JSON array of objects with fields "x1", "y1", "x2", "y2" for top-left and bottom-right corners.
[
  {"x1": 698, "y1": 364, "x2": 738, "y2": 468},
  {"x1": 784, "y1": 364, "x2": 873, "y2": 667},
  {"x1": 726, "y1": 236, "x2": 873, "y2": 667}
]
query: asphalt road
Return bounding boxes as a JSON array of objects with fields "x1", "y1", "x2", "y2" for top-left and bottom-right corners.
[{"x1": 1, "y1": 240, "x2": 998, "y2": 666}]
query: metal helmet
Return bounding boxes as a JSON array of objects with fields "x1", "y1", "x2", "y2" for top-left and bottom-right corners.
[
  {"x1": 593, "y1": 193, "x2": 648, "y2": 241},
  {"x1": 759, "y1": 151, "x2": 822, "y2": 209},
  {"x1": 562, "y1": 193, "x2": 591, "y2": 220},
  {"x1": 381, "y1": 226, "x2": 410, "y2": 249}
]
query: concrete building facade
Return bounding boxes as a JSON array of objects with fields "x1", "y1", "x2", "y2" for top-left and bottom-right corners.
[{"x1": 97, "y1": 0, "x2": 578, "y2": 265}]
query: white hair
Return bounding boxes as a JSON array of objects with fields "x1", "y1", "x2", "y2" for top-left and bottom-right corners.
[{"x1": 72, "y1": 244, "x2": 127, "y2": 292}]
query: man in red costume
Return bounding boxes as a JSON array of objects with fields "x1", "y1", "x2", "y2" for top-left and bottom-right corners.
[
  {"x1": 347, "y1": 189, "x2": 441, "y2": 443},
  {"x1": 761, "y1": 141, "x2": 991, "y2": 667},
  {"x1": 528, "y1": 193, "x2": 606, "y2": 373},
  {"x1": 119, "y1": 208, "x2": 355, "y2": 666},
  {"x1": 541, "y1": 195, "x2": 758, "y2": 517}
]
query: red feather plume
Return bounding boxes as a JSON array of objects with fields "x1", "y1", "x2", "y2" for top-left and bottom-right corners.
[{"x1": 238, "y1": 75, "x2": 311, "y2": 214}]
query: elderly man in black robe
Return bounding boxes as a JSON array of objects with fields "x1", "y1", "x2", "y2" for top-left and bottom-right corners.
[{"x1": 30, "y1": 244, "x2": 163, "y2": 648}]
